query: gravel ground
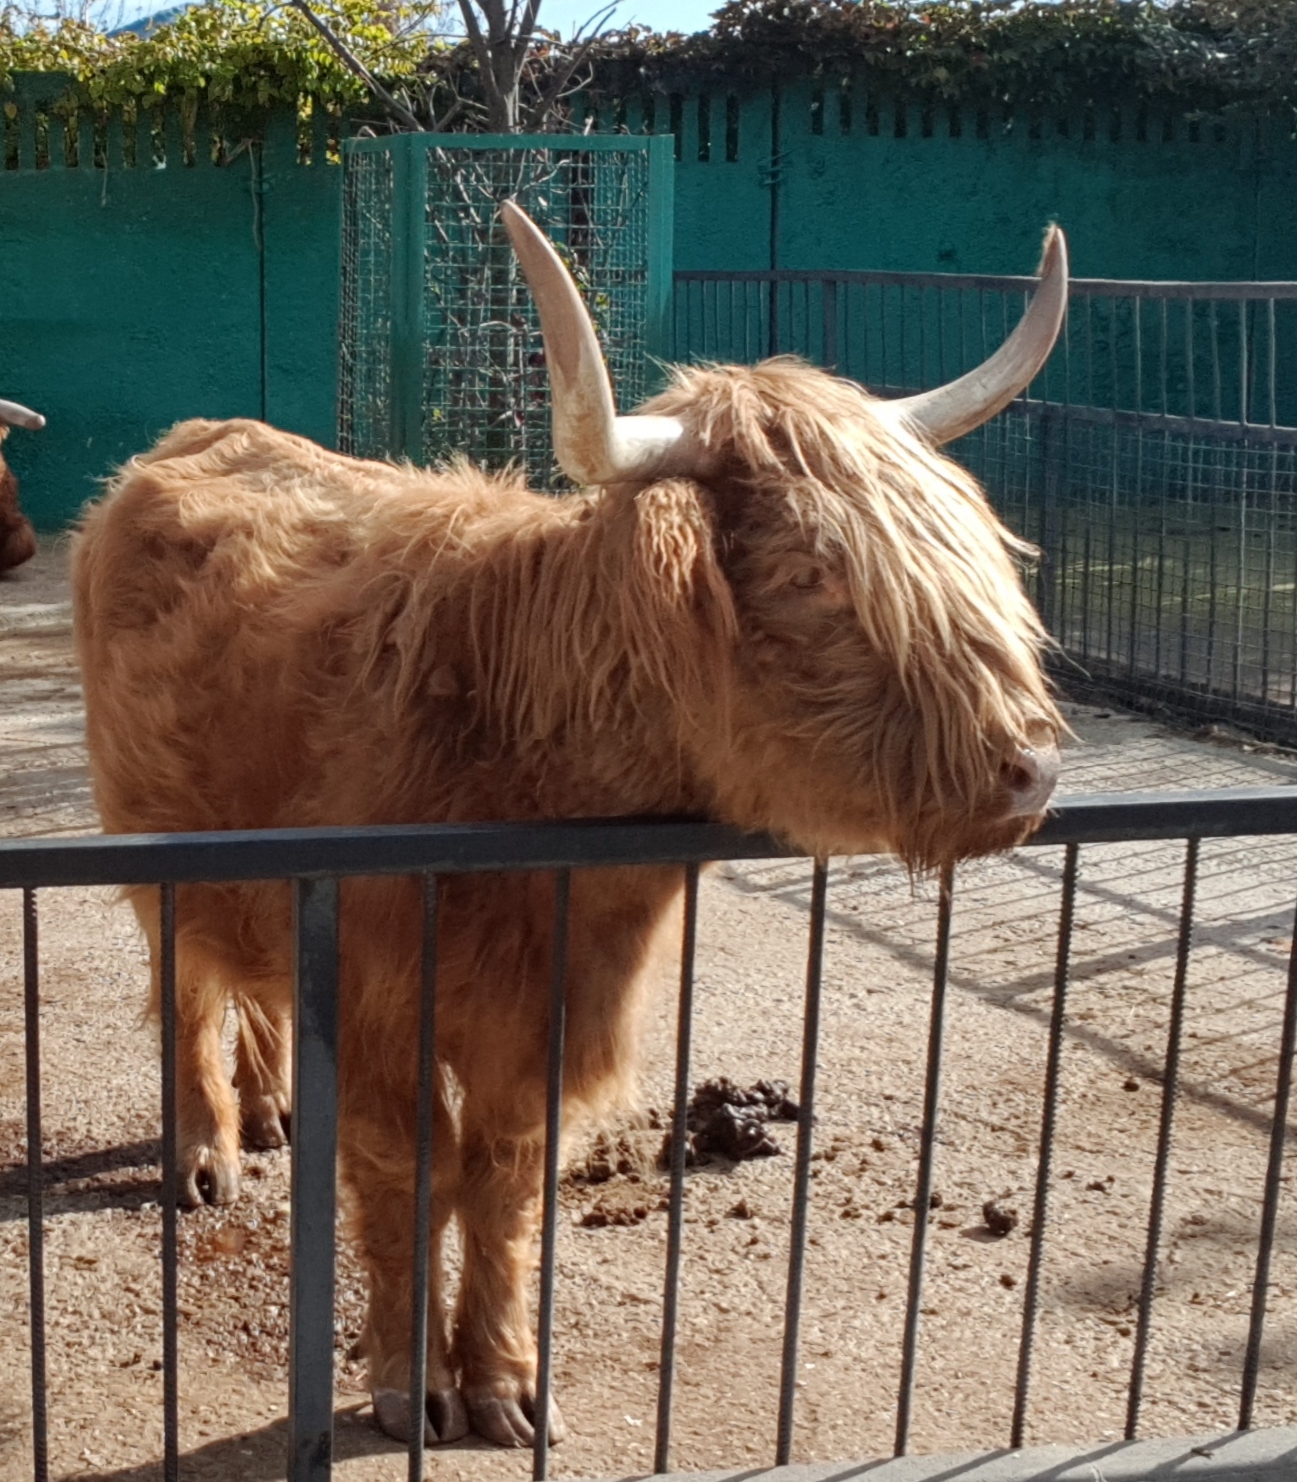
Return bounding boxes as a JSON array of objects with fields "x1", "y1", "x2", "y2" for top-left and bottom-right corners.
[{"x1": 1, "y1": 543, "x2": 1296, "y2": 1482}]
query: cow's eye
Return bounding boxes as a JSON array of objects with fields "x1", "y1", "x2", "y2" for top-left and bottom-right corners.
[{"x1": 788, "y1": 566, "x2": 824, "y2": 591}]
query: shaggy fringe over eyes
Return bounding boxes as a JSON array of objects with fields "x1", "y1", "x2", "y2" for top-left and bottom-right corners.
[{"x1": 642, "y1": 358, "x2": 1061, "y2": 827}]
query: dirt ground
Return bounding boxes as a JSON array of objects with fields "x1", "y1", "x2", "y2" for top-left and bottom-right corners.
[{"x1": 2, "y1": 542, "x2": 1297, "y2": 1482}]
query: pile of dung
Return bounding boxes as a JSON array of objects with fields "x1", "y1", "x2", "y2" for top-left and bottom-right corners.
[{"x1": 660, "y1": 1078, "x2": 800, "y2": 1165}]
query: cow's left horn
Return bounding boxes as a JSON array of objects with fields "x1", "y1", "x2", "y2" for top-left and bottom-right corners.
[
  {"x1": 501, "y1": 201, "x2": 710, "y2": 486},
  {"x1": 884, "y1": 225, "x2": 1068, "y2": 444},
  {"x1": 0, "y1": 399, "x2": 45, "y2": 431}
]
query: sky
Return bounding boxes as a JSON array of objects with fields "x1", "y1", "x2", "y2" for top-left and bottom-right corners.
[
  {"x1": 537, "y1": 0, "x2": 718, "y2": 38},
  {"x1": 93, "y1": 0, "x2": 723, "y2": 38}
]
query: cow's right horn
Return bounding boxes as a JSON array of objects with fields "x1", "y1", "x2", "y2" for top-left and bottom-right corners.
[
  {"x1": 882, "y1": 225, "x2": 1068, "y2": 444},
  {"x1": 0, "y1": 400, "x2": 46, "y2": 431},
  {"x1": 501, "y1": 201, "x2": 712, "y2": 487}
]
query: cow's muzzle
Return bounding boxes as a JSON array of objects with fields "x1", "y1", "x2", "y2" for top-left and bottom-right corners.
[{"x1": 1002, "y1": 743, "x2": 1061, "y2": 817}]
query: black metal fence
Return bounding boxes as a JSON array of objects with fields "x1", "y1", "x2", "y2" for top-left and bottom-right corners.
[
  {"x1": 6, "y1": 791, "x2": 1297, "y2": 1481},
  {"x1": 674, "y1": 270, "x2": 1297, "y2": 746}
]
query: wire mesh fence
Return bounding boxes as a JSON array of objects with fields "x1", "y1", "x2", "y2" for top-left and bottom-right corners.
[
  {"x1": 339, "y1": 134, "x2": 672, "y2": 488},
  {"x1": 674, "y1": 271, "x2": 1297, "y2": 743}
]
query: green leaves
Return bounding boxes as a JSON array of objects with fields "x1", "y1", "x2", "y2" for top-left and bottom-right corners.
[
  {"x1": 0, "y1": 0, "x2": 439, "y2": 113},
  {"x1": 585, "y1": 0, "x2": 1290, "y2": 117},
  {"x1": 1, "y1": 0, "x2": 1293, "y2": 125}
]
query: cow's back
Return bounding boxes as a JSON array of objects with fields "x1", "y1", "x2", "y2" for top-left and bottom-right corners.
[{"x1": 72, "y1": 418, "x2": 547, "y2": 835}]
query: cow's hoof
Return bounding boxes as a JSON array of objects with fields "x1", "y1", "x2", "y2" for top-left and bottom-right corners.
[
  {"x1": 373, "y1": 1387, "x2": 469, "y2": 1446},
  {"x1": 466, "y1": 1391, "x2": 566, "y2": 1449},
  {"x1": 240, "y1": 1095, "x2": 289, "y2": 1151},
  {"x1": 428, "y1": 1388, "x2": 470, "y2": 1443},
  {"x1": 178, "y1": 1147, "x2": 241, "y2": 1207}
]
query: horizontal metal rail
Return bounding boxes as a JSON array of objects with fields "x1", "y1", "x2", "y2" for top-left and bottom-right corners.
[
  {"x1": 674, "y1": 268, "x2": 1297, "y2": 301},
  {"x1": 14, "y1": 787, "x2": 1297, "y2": 1482},
  {"x1": 3, "y1": 787, "x2": 1297, "y2": 888}
]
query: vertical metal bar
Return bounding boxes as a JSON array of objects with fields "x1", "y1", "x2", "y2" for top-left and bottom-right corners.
[
  {"x1": 1233, "y1": 467, "x2": 1247, "y2": 704},
  {"x1": 1186, "y1": 298, "x2": 1196, "y2": 421},
  {"x1": 1159, "y1": 299, "x2": 1168, "y2": 419},
  {"x1": 1126, "y1": 838, "x2": 1198, "y2": 1439},
  {"x1": 894, "y1": 864, "x2": 955, "y2": 1457},
  {"x1": 1210, "y1": 300, "x2": 1222, "y2": 422},
  {"x1": 159, "y1": 882, "x2": 179, "y2": 1482},
  {"x1": 408, "y1": 875, "x2": 439, "y2": 1482},
  {"x1": 767, "y1": 83, "x2": 780, "y2": 360},
  {"x1": 644, "y1": 134, "x2": 675, "y2": 365},
  {"x1": 290, "y1": 877, "x2": 341, "y2": 1482},
  {"x1": 1239, "y1": 300, "x2": 1249, "y2": 428},
  {"x1": 775, "y1": 860, "x2": 829, "y2": 1466},
  {"x1": 1038, "y1": 409, "x2": 1058, "y2": 634},
  {"x1": 1239, "y1": 883, "x2": 1297, "y2": 1428},
  {"x1": 822, "y1": 278, "x2": 838, "y2": 372},
  {"x1": 389, "y1": 134, "x2": 427, "y2": 463},
  {"x1": 917, "y1": 285, "x2": 927, "y2": 389},
  {"x1": 532, "y1": 869, "x2": 571, "y2": 1482},
  {"x1": 1267, "y1": 299, "x2": 1277, "y2": 428},
  {"x1": 1129, "y1": 415, "x2": 1144, "y2": 678},
  {"x1": 23, "y1": 889, "x2": 48, "y2": 1482},
  {"x1": 935, "y1": 283, "x2": 946, "y2": 386},
  {"x1": 710, "y1": 278, "x2": 720, "y2": 363},
  {"x1": 880, "y1": 283, "x2": 889, "y2": 390},
  {"x1": 654, "y1": 863, "x2": 700, "y2": 1474},
  {"x1": 1261, "y1": 445, "x2": 1277, "y2": 708},
  {"x1": 1011, "y1": 843, "x2": 1079, "y2": 1448},
  {"x1": 1155, "y1": 430, "x2": 1169, "y2": 680},
  {"x1": 1085, "y1": 297, "x2": 1095, "y2": 409}
]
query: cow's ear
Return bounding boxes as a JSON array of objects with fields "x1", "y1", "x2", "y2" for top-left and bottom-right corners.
[{"x1": 617, "y1": 478, "x2": 737, "y2": 698}]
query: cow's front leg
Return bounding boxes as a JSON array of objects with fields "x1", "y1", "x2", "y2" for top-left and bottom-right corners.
[
  {"x1": 342, "y1": 1106, "x2": 467, "y2": 1447},
  {"x1": 233, "y1": 995, "x2": 292, "y2": 1151},
  {"x1": 171, "y1": 961, "x2": 242, "y2": 1207},
  {"x1": 453, "y1": 1120, "x2": 567, "y2": 1449}
]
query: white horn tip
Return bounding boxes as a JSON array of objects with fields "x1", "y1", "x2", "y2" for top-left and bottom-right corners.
[
  {"x1": 499, "y1": 199, "x2": 539, "y2": 253},
  {"x1": 0, "y1": 403, "x2": 46, "y2": 432},
  {"x1": 1038, "y1": 223, "x2": 1068, "y2": 279}
]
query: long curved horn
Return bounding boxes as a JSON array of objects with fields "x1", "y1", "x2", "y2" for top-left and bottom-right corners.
[
  {"x1": 0, "y1": 399, "x2": 45, "y2": 431},
  {"x1": 501, "y1": 201, "x2": 710, "y2": 486},
  {"x1": 884, "y1": 226, "x2": 1068, "y2": 444}
]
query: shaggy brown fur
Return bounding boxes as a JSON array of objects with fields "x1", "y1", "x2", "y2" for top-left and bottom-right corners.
[
  {"x1": 0, "y1": 429, "x2": 37, "y2": 573},
  {"x1": 72, "y1": 358, "x2": 1061, "y2": 1449}
]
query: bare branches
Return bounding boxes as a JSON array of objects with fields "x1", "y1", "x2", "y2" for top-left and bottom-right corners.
[
  {"x1": 519, "y1": 1, "x2": 616, "y2": 131},
  {"x1": 287, "y1": 0, "x2": 617, "y2": 134}
]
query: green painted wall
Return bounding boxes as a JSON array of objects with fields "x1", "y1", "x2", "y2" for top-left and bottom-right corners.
[
  {"x1": 616, "y1": 80, "x2": 1297, "y2": 279},
  {"x1": 4, "y1": 72, "x2": 1296, "y2": 528},
  {"x1": 0, "y1": 75, "x2": 340, "y2": 528}
]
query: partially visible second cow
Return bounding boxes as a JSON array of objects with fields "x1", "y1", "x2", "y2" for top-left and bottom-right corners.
[{"x1": 0, "y1": 398, "x2": 45, "y2": 573}]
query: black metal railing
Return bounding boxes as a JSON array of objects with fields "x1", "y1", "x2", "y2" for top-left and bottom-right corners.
[{"x1": 6, "y1": 790, "x2": 1297, "y2": 1481}]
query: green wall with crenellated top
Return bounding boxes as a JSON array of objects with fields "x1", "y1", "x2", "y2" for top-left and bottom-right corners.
[{"x1": 3, "y1": 70, "x2": 1296, "y2": 528}]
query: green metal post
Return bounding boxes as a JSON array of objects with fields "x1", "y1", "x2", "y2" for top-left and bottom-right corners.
[
  {"x1": 645, "y1": 135, "x2": 676, "y2": 376},
  {"x1": 389, "y1": 133, "x2": 426, "y2": 465}
]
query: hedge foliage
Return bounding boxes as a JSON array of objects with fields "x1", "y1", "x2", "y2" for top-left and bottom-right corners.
[
  {"x1": 588, "y1": 2, "x2": 1297, "y2": 116},
  {"x1": 2, "y1": 0, "x2": 1294, "y2": 120},
  {"x1": 0, "y1": 0, "x2": 436, "y2": 110}
]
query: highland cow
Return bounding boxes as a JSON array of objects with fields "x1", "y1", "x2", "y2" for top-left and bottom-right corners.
[
  {"x1": 0, "y1": 398, "x2": 45, "y2": 572},
  {"x1": 72, "y1": 204, "x2": 1067, "y2": 1449}
]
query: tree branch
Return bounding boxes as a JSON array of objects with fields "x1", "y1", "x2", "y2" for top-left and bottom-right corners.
[
  {"x1": 288, "y1": 0, "x2": 426, "y2": 131},
  {"x1": 519, "y1": 3, "x2": 617, "y2": 131}
]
